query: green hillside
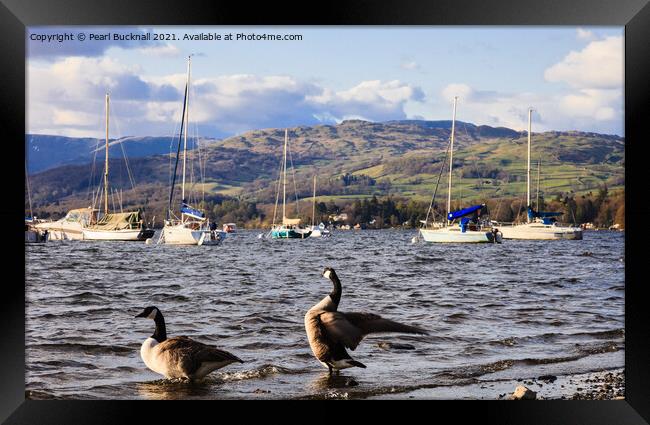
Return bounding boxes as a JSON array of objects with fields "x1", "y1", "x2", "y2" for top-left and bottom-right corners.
[{"x1": 26, "y1": 119, "x2": 624, "y2": 224}]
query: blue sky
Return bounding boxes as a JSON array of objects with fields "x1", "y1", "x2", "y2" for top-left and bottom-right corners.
[{"x1": 27, "y1": 26, "x2": 624, "y2": 138}]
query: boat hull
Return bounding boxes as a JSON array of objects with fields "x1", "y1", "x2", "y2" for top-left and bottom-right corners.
[
  {"x1": 420, "y1": 227, "x2": 496, "y2": 243},
  {"x1": 271, "y1": 229, "x2": 312, "y2": 239},
  {"x1": 25, "y1": 230, "x2": 47, "y2": 243},
  {"x1": 82, "y1": 228, "x2": 155, "y2": 241},
  {"x1": 497, "y1": 223, "x2": 583, "y2": 240},
  {"x1": 35, "y1": 223, "x2": 84, "y2": 240},
  {"x1": 305, "y1": 226, "x2": 331, "y2": 238},
  {"x1": 160, "y1": 224, "x2": 225, "y2": 245}
]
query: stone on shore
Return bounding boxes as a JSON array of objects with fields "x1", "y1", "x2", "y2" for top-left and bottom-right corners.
[{"x1": 511, "y1": 385, "x2": 537, "y2": 400}]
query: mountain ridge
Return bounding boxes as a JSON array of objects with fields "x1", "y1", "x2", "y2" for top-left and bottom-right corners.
[{"x1": 25, "y1": 119, "x2": 624, "y2": 221}]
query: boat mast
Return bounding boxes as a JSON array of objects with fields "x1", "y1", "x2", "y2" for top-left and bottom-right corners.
[
  {"x1": 182, "y1": 56, "x2": 191, "y2": 207},
  {"x1": 526, "y1": 107, "x2": 532, "y2": 223},
  {"x1": 104, "y1": 93, "x2": 110, "y2": 215},
  {"x1": 447, "y1": 96, "x2": 457, "y2": 226},
  {"x1": 167, "y1": 73, "x2": 189, "y2": 221},
  {"x1": 282, "y1": 129, "x2": 288, "y2": 223},
  {"x1": 312, "y1": 175, "x2": 316, "y2": 227}
]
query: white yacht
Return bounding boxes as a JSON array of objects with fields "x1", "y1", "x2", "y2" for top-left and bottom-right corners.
[
  {"x1": 494, "y1": 108, "x2": 582, "y2": 240},
  {"x1": 419, "y1": 97, "x2": 502, "y2": 243},
  {"x1": 81, "y1": 93, "x2": 154, "y2": 241},
  {"x1": 159, "y1": 56, "x2": 226, "y2": 246}
]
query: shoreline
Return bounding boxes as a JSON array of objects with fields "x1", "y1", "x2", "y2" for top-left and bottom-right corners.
[{"x1": 369, "y1": 368, "x2": 624, "y2": 400}]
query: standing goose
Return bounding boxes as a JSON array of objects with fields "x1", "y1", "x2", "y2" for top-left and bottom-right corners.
[
  {"x1": 304, "y1": 267, "x2": 427, "y2": 374},
  {"x1": 135, "y1": 306, "x2": 243, "y2": 380}
]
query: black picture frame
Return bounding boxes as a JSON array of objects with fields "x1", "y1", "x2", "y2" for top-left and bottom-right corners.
[{"x1": 4, "y1": 0, "x2": 649, "y2": 422}]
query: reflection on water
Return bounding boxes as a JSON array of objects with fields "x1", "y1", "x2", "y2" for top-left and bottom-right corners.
[{"x1": 25, "y1": 230, "x2": 624, "y2": 399}]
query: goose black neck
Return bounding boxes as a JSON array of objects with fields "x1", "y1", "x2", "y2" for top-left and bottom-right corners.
[
  {"x1": 329, "y1": 273, "x2": 342, "y2": 307},
  {"x1": 152, "y1": 312, "x2": 167, "y2": 342}
]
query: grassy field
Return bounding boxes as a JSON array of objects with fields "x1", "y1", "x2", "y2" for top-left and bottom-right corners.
[{"x1": 28, "y1": 120, "x2": 624, "y2": 213}]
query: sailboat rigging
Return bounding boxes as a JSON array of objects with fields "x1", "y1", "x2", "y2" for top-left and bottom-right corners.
[
  {"x1": 81, "y1": 93, "x2": 154, "y2": 241},
  {"x1": 158, "y1": 56, "x2": 226, "y2": 246},
  {"x1": 494, "y1": 108, "x2": 583, "y2": 240},
  {"x1": 269, "y1": 129, "x2": 312, "y2": 239},
  {"x1": 418, "y1": 96, "x2": 502, "y2": 243}
]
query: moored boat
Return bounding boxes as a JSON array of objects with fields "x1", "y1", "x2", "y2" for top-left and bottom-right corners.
[
  {"x1": 158, "y1": 56, "x2": 226, "y2": 246},
  {"x1": 418, "y1": 97, "x2": 502, "y2": 244},
  {"x1": 81, "y1": 93, "x2": 154, "y2": 241},
  {"x1": 82, "y1": 211, "x2": 154, "y2": 241},
  {"x1": 492, "y1": 108, "x2": 583, "y2": 241},
  {"x1": 35, "y1": 207, "x2": 98, "y2": 240},
  {"x1": 268, "y1": 129, "x2": 312, "y2": 240}
]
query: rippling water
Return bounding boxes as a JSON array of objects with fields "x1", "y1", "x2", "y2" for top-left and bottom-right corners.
[{"x1": 25, "y1": 230, "x2": 624, "y2": 399}]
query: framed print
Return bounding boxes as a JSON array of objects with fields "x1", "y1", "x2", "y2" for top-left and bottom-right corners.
[{"x1": 3, "y1": 0, "x2": 650, "y2": 423}]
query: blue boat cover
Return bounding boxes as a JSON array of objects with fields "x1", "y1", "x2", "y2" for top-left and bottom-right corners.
[
  {"x1": 181, "y1": 200, "x2": 205, "y2": 220},
  {"x1": 527, "y1": 207, "x2": 562, "y2": 220},
  {"x1": 447, "y1": 204, "x2": 484, "y2": 221}
]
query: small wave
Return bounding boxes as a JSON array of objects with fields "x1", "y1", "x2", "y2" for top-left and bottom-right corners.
[
  {"x1": 572, "y1": 328, "x2": 624, "y2": 340},
  {"x1": 33, "y1": 342, "x2": 133, "y2": 355},
  {"x1": 236, "y1": 342, "x2": 289, "y2": 350},
  {"x1": 40, "y1": 359, "x2": 99, "y2": 369},
  {"x1": 218, "y1": 364, "x2": 304, "y2": 382},
  {"x1": 444, "y1": 312, "x2": 468, "y2": 323},
  {"x1": 150, "y1": 293, "x2": 190, "y2": 302},
  {"x1": 488, "y1": 337, "x2": 517, "y2": 347}
]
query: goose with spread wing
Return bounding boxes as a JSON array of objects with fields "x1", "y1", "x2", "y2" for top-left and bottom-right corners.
[
  {"x1": 304, "y1": 267, "x2": 427, "y2": 373},
  {"x1": 135, "y1": 306, "x2": 243, "y2": 380}
]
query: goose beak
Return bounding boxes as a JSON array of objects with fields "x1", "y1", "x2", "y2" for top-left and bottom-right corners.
[{"x1": 135, "y1": 310, "x2": 147, "y2": 318}]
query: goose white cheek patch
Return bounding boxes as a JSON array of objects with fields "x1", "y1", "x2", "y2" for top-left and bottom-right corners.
[
  {"x1": 323, "y1": 270, "x2": 331, "y2": 279},
  {"x1": 147, "y1": 309, "x2": 158, "y2": 319}
]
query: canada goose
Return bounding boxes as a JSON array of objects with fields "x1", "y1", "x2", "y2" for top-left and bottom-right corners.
[
  {"x1": 304, "y1": 267, "x2": 427, "y2": 374},
  {"x1": 135, "y1": 306, "x2": 243, "y2": 380}
]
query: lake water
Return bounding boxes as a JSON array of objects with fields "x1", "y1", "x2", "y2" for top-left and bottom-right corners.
[{"x1": 25, "y1": 229, "x2": 625, "y2": 399}]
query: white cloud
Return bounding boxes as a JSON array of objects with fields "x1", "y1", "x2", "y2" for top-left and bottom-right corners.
[
  {"x1": 540, "y1": 35, "x2": 623, "y2": 133},
  {"x1": 559, "y1": 88, "x2": 620, "y2": 121},
  {"x1": 441, "y1": 83, "x2": 473, "y2": 102},
  {"x1": 136, "y1": 43, "x2": 181, "y2": 57},
  {"x1": 438, "y1": 82, "x2": 622, "y2": 134},
  {"x1": 401, "y1": 61, "x2": 419, "y2": 70},
  {"x1": 544, "y1": 36, "x2": 623, "y2": 89},
  {"x1": 576, "y1": 28, "x2": 595, "y2": 41},
  {"x1": 306, "y1": 80, "x2": 424, "y2": 123},
  {"x1": 28, "y1": 56, "x2": 424, "y2": 137},
  {"x1": 52, "y1": 109, "x2": 99, "y2": 126}
]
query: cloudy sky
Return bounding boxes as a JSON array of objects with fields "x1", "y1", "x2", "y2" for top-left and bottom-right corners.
[{"x1": 27, "y1": 26, "x2": 624, "y2": 138}]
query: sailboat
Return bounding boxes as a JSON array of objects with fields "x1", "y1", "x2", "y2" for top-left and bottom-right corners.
[
  {"x1": 82, "y1": 94, "x2": 155, "y2": 241},
  {"x1": 495, "y1": 108, "x2": 583, "y2": 240},
  {"x1": 270, "y1": 129, "x2": 312, "y2": 239},
  {"x1": 305, "y1": 175, "x2": 331, "y2": 238},
  {"x1": 159, "y1": 56, "x2": 226, "y2": 246},
  {"x1": 419, "y1": 97, "x2": 502, "y2": 243},
  {"x1": 25, "y1": 161, "x2": 47, "y2": 243}
]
